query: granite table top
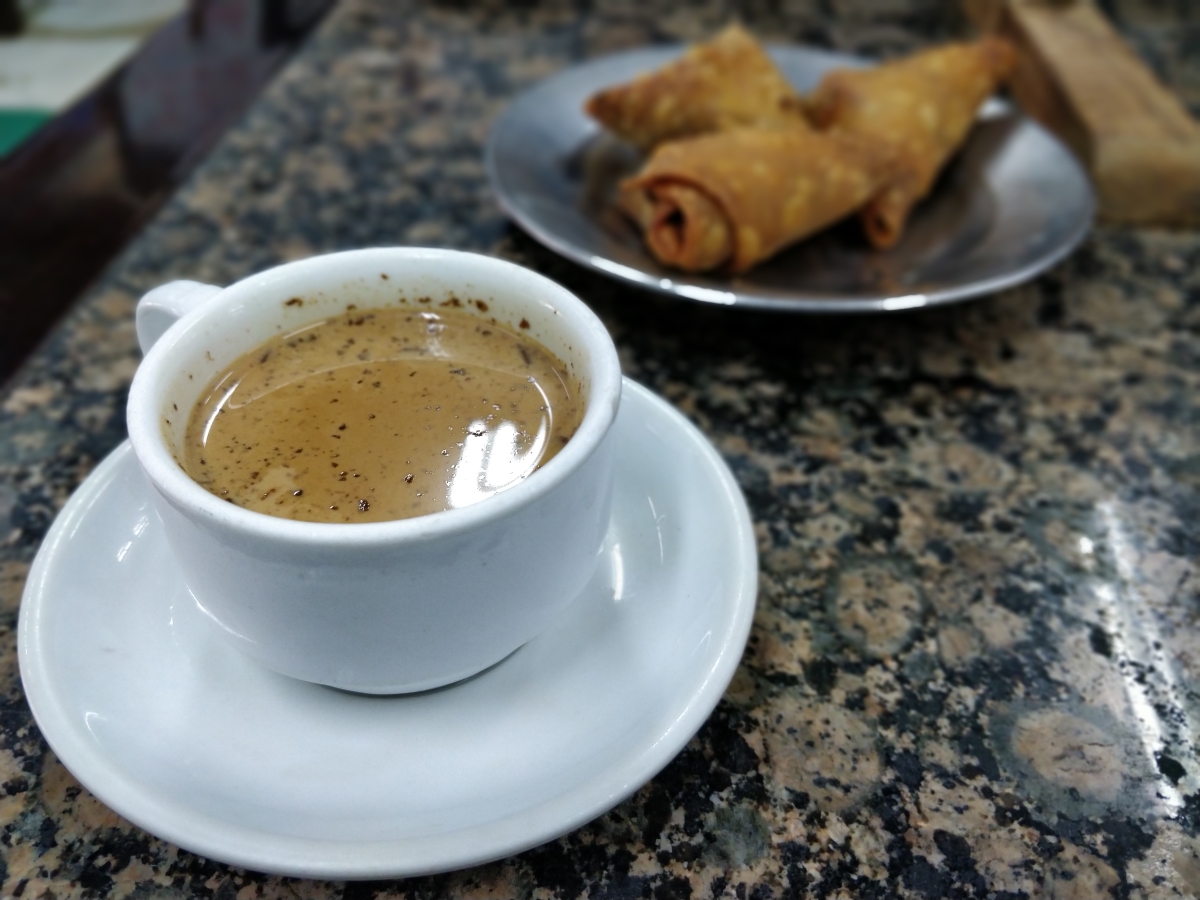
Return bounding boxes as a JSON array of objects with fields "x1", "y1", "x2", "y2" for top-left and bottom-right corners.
[{"x1": 2, "y1": 0, "x2": 1199, "y2": 897}]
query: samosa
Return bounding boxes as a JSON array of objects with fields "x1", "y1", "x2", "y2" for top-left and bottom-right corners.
[
  {"x1": 586, "y1": 24, "x2": 807, "y2": 150},
  {"x1": 806, "y1": 37, "x2": 1016, "y2": 247}
]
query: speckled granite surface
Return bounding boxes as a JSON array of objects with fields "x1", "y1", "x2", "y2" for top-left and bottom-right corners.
[{"x1": 2, "y1": 0, "x2": 1200, "y2": 897}]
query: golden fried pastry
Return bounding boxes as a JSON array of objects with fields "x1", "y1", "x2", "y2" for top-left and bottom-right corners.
[
  {"x1": 806, "y1": 37, "x2": 1016, "y2": 248},
  {"x1": 585, "y1": 24, "x2": 807, "y2": 150},
  {"x1": 618, "y1": 127, "x2": 894, "y2": 273}
]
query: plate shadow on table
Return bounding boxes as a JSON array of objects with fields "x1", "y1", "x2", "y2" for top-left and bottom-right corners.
[{"x1": 508, "y1": 216, "x2": 1066, "y2": 389}]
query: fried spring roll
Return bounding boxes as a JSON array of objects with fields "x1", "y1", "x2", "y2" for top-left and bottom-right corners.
[
  {"x1": 585, "y1": 24, "x2": 807, "y2": 150},
  {"x1": 807, "y1": 37, "x2": 1016, "y2": 248},
  {"x1": 619, "y1": 127, "x2": 893, "y2": 273}
]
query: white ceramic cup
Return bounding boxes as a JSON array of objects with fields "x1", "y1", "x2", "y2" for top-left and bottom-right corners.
[{"x1": 127, "y1": 248, "x2": 622, "y2": 693}]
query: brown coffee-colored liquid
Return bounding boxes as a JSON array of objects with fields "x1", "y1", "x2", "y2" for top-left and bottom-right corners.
[{"x1": 182, "y1": 305, "x2": 583, "y2": 523}]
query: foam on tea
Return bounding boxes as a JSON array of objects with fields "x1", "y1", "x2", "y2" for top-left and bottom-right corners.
[{"x1": 182, "y1": 304, "x2": 584, "y2": 523}]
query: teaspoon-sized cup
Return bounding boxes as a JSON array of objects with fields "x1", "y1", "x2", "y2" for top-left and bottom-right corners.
[{"x1": 126, "y1": 248, "x2": 622, "y2": 694}]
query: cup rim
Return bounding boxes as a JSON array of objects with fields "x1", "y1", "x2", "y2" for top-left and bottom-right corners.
[{"x1": 126, "y1": 248, "x2": 622, "y2": 547}]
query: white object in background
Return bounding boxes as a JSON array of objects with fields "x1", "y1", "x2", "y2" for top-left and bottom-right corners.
[
  {"x1": 29, "y1": 0, "x2": 185, "y2": 35},
  {"x1": 0, "y1": 38, "x2": 138, "y2": 110}
]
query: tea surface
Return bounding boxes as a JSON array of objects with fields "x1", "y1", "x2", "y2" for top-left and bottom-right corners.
[{"x1": 183, "y1": 305, "x2": 583, "y2": 523}]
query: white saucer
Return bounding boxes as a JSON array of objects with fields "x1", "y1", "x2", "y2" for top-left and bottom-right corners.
[{"x1": 18, "y1": 378, "x2": 757, "y2": 879}]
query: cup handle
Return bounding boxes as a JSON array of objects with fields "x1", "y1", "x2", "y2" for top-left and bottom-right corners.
[{"x1": 136, "y1": 280, "x2": 223, "y2": 354}]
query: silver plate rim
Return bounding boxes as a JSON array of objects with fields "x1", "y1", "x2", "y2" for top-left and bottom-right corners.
[{"x1": 485, "y1": 44, "x2": 1096, "y2": 315}]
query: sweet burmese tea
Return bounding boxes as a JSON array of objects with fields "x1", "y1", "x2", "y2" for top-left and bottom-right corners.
[{"x1": 182, "y1": 304, "x2": 584, "y2": 524}]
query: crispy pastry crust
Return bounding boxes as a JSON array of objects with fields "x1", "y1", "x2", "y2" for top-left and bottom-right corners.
[
  {"x1": 619, "y1": 127, "x2": 893, "y2": 273},
  {"x1": 585, "y1": 24, "x2": 808, "y2": 151},
  {"x1": 807, "y1": 37, "x2": 1016, "y2": 248}
]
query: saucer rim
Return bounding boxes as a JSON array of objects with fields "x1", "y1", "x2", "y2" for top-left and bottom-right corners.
[{"x1": 18, "y1": 377, "x2": 758, "y2": 879}]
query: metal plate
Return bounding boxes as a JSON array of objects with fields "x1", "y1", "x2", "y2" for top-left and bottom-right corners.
[{"x1": 485, "y1": 45, "x2": 1096, "y2": 314}]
